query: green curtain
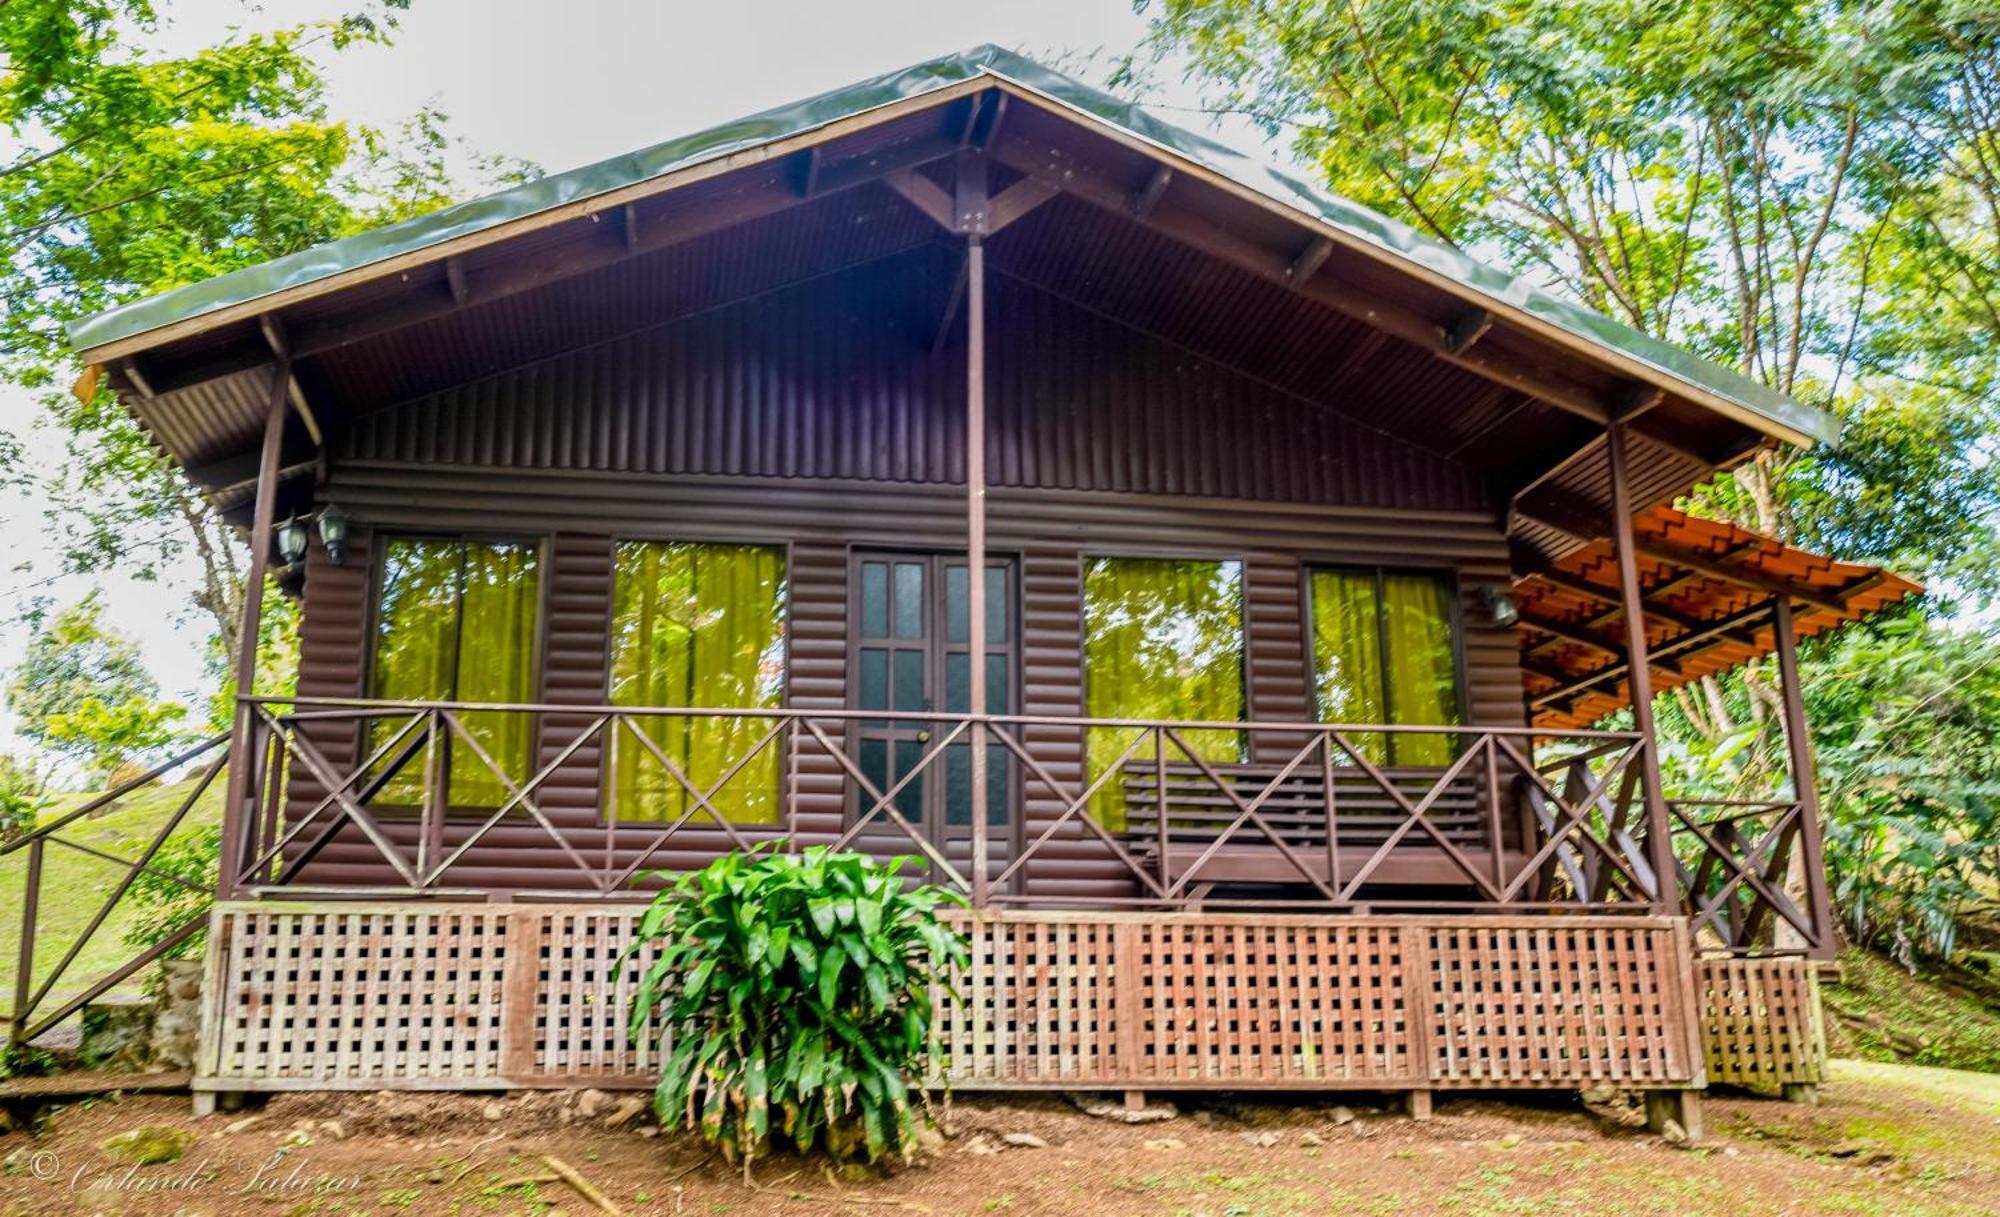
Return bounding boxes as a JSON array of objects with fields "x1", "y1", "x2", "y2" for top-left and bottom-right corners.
[
  {"x1": 609, "y1": 542, "x2": 786, "y2": 824},
  {"x1": 370, "y1": 538, "x2": 542, "y2": 807},
  {"x1": 1082, "y1": 557, "x2": 1244, "y2": 830},
  {"x1": 1309, "y1": 568, "x2": 1462, "y2": 766}
]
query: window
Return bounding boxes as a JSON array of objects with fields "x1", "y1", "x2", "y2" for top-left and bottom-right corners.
[
  {"x1": 1308, "y1": 567, "x2": 1462, "y2": 765},
  {"x1": 608, "y1": 541, "x2": 787, "y2": 823},
  {"x1": 1082, "y1": 557, "x2": 1244, "y2": 829},
  {"x1": 370, "y1": 538, "x2": 542, "y2": 806}
]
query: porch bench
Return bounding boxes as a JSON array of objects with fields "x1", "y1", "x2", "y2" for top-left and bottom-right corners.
[{"x1": 1121, "y1": 760, "x2": 1525, "y2": 889}]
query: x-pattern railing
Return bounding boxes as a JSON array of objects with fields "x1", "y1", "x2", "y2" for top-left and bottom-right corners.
[
  {"x1": 236, "y1": 699, "x2": 981, "y2": 897},
  {"x1": 230, "y1": 698, "x2": 1666, "y2": 915},
  {"x1": 3, "y1": 733, "x2": 229, "y2": 1046},
  {"x1": 1669, "y1": 798, "x2": 1825, "y2": 955}
]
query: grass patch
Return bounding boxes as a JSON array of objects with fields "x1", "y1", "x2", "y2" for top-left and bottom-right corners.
[
  {"x1": 1824, "y1": 948, "x2": 2000, "y2": 1074},
  {"x1": 0, "y1": 776, "x2": 222, "y2": 1010}
]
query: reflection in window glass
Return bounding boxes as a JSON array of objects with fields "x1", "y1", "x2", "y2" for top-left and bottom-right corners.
[
  {"x1": 1082, "y1": 557, "x2": 1244, "y2": 830},
  {"x1": 371, "y1": 538, "x2": 541, "y2": 807},
  {"x1": 1310, "y1": 568, "x2": 1461, "y2": 765},
  {"x1": 609, "y1": 542, "x2": 786, "y2": 824}
]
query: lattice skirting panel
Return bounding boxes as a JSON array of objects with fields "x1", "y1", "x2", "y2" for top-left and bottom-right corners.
[
  {"x1": 1693, "y1": 955, "x2": 1826, "y2": 1088},
  {"x1": 198, "y1": 904, "x2": 1704, "y2": 1092}
]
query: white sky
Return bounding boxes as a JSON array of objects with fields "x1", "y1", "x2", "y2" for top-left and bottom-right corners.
[{"x1": 0, "y1": 0, "x2": 1271, "y2": 753}]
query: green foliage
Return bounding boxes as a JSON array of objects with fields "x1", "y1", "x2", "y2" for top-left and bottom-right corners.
[
  {"x1": 0, "y1": 1, "x2": 524, "y2": 659},
  {"x1": 122, "y1": 821, "x2": 219, "y2": 972},
  {"x1": 4, "y1": 592, "x2": 187, "y2": 781},
  {"x1": 0, "y1": 754, "x2": 53, "y2": 841},
  {"x1": 627, "y1": 848, "x2": 968, "y2": 1169}
]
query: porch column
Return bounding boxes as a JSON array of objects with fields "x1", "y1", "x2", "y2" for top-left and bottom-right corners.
[
  {"x1": 216, "y1": 359, "x2": 290, "y2": 898},
  {"x1": 966, "y1": 235, "x2": 990, "y2": 906},
  {"x1": 1770, "y1": 597, "x2": 1836, "y2": 959},
  {"x1": 1605, "y1": 421, "x2": 1676, "y2": 915}
]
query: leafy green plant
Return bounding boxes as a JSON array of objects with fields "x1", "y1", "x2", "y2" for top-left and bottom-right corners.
[
  {"x1": 123, "y1": 821, "x2": 220, "y2": 981},
  {"x1": 627, "y1": 847, "x2": 968, "y2": 1174}
]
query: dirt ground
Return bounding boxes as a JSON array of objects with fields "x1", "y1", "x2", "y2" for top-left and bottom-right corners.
[{"x1": 1, "y1": 1060, "x2": 1995, "y2": 1217}]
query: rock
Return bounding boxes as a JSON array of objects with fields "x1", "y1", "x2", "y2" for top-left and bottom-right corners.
[
  {"x1": 911, "y1": 1124, "x2": 947, "y2": 1155},
  {"x1": 1000, "y1": 1132, "x2": 1048, "y2": 1149},
  {"x1": 1142, "y1": 1137, "x2": 1185, "y2": 1152},
  {"x1": 79, "y1": 996, "x2": 156, "y2": 1071},
  {"x1": 961, "y1": 1134, "x2": 999, "y2": 1156},
  {"x1": 1496, "y1": 1134, "x2": 1523, "y2": 1151},
  {"x1": 1239, "y1": 1131, "x2": 1280, "y2": 1148},
  {"x1": 576, "y1": 1088, "x2": 609, "y2": 1118},
  {"x1": 1328, "y1": 1106, "x2": 1355, "y2": 1126},
  {"x1": 318, "y1": 1120, "x2": 347, "y2": 1140},
  {"x1": 604, "y1": 1095, "x2": 649, "y2": 1128},
  {"x1": 221, "y1": 1116, "x2": 262, "y2": 1135},
  {"x1": 637, "y1": 1126, "x2": 661, "y2": 1139},
  {"x1": 482, "y1": 1101, "x2": 507, "y2": 1122},
  {"x1": 1298, "y1": 1131, "x2": 1325, "y2": 1147},
  {"x1": 100, "y1": 1125, "x2": 195, "y2": 1166},
  {"x1": 1660, "y1": 1119, "x2": 1687, "y2": 1147}
]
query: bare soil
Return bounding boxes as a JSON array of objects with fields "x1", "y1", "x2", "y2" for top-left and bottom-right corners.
[{"x1": 1, "y1": 1060, "x2": 1995, "y2": 1217}]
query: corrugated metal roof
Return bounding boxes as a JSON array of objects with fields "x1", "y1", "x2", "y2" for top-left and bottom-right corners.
[
  {"x1": 1520, "y1": 505, "x2": 1921, "y2": 728},
  {"x1": 67, "y1": 46, "x2": 1835, "y2": 447}
]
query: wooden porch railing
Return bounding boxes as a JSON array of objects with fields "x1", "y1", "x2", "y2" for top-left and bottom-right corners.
[
  {"x1": 223, "y1": 696, "x2": 1669, "y2": 915},
  {"x1": 3, "y1": 733, "x2": 228, "y2": 1047},
  {"x1": 1669, "y1": 797, "x2": 1832, "y2": 957}
]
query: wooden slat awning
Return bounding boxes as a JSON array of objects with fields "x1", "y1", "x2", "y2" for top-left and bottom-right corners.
[{"x1": 1519, "y1": 505, "x2": 1921, "y2": 728}]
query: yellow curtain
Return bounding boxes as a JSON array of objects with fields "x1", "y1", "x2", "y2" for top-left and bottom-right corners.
[
  {"x1": 609, "y1": 542, "x2": 786, "y2": 823},
  {"x1": 369, "y1": 538, "x2": 541, "y2": 807},
  {"x1": 1309, "y1": 568, "x2": 1461, "y2": 766},
  {"x1": 1379, "y1": 573, "x2": 1460, "y2": 765},
  {"x1": 1082, "y1": 557, "x2": 1244, "y2": 830}
]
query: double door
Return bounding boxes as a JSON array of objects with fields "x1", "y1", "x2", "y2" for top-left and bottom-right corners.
[{"x1": 850, "y1": 552, "x2": 1013, "y2": 859}]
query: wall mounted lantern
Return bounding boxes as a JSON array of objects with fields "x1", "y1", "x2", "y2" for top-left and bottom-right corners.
[{"x1": 1481, "y1": 584, "x2": 1521, "y2": 629}]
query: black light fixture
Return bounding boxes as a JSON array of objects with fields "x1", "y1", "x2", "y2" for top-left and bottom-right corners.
[
  {"x1": 275, "y1": 513, "x2": 310, "y2": 565},
  {"x1": 1481, "y1": 584, "x2": 1521, "y2": 629},
  {"x1": 316, "y1": 503, "x2": 351, "y2": 566}
]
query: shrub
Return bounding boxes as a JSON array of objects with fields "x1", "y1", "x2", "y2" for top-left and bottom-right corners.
[{"x1": 628, "y1": 847, "x2": 968, "y2": 1172}]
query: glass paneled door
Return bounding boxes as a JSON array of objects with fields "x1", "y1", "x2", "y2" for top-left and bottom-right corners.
[{"x1": 850, "y1": 552, "x2": 1014, "y2": 867}]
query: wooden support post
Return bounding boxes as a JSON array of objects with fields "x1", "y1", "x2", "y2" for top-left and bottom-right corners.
[
  {"x1": 1771, "y1": 598, "x2": 1836, "y2": 960},
  {"x1": 215, "y1": 361, "x2": 290, "y2": 898},
  {"x1": 965, "y1": 234, "x2": 990, "y2": 908},
  {"x1": 1606, "y1": 421, "x2": 1675, "y2": 915},
  {"x1": 1406, "y1": 1090, "x2": 1433, "y2": 1120},
  {"x1": 1644, "y1": 1089, "x2": 1704, "y2": 1143},
  {"x1": 11, "y1": 838, "x2": 42, "y2": 1044}
]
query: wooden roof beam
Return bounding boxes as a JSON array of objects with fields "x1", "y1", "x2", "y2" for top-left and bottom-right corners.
[
  {"x1": 982, "y1": 136, "x2": 1614, "y2": 425},
  {"x1": 258, "y1": 314, "x2": 322, "y2": 448},
  {"x1": 1634, "y1": 539, "x2": 1846, "y2": 613},
  {"x1": 1529, "y1": 596, "x2": 1777, "y2": 709}
]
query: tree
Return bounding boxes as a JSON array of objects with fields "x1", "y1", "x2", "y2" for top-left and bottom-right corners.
[
  {"x1": 0, "y1": 1, "x2": 523, "y2": 660},
  {"x1": 5, "y1": 592, "x2": 187, "y2": 782},
  {"x1": 1140, "y1": 0, "x2": 2000, "y2": 956}
]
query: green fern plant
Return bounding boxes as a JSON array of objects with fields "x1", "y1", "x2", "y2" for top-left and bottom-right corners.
[{"x1": 627, "y1": 847, "x2": 968, "y2": 1172}]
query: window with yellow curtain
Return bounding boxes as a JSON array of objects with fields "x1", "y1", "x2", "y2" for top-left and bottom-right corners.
[
  {"x1": 370, "y1": 538, "x2": 542, "y2": 807},
  {"x1": 1082, "y1": 557, "x2": 1244, "y2": 830},
  {"x1": 1309, "y1": 568, "x2": 1462, "y2": 765},
  {"x1": 608, "y1": 541, "x2": 787, "y2": 824}
]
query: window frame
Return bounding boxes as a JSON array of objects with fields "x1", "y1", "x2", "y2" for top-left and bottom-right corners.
[
  {"x1": 1300, "y1": 561, "x2": 1471, "y2": 742},
  {"x1": 599, "y1": 534, "x2": 796, "y2": 828},
  {"x1": 361, "y1": 531, "x2": 551, "y2": 815}
]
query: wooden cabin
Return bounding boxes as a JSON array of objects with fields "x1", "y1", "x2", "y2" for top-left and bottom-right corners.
[{"x1": 67, "y1": 48, "x2": 1916, "y2": 1125}]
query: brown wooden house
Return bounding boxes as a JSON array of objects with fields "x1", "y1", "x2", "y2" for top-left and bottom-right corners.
[{"x1": 64, "y1": 48, "x2": 1917, "y2": 1126}]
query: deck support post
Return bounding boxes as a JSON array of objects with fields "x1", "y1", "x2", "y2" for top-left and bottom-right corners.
[
  {"x1": 1771, "y1": 598, "x2": 1835, "y2": 960},
  {"x1": 216, "y1": 360, "x2": 290, "y2": 899},
  {"x1": 1606, "y1": 421, "x2": 1675, "y2": 914},
  {"x1": 1644, "y1": 1089, "x2": 1704, "y2": 1143},
  {"x1": 1406, "y1": 1090, "x2": 1433, "y2": 1121},
  {"x1": 965, "y1": 229, "x2": 990, "y2": 908}
]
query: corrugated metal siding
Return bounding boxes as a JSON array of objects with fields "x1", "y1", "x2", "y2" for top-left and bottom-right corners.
[
  {"x1": 288, "y1": 468, "x2": 1518, "y2": 894},
  {"x1": 339, "y1": 264, "x2": 1486, "y2": 513}
]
